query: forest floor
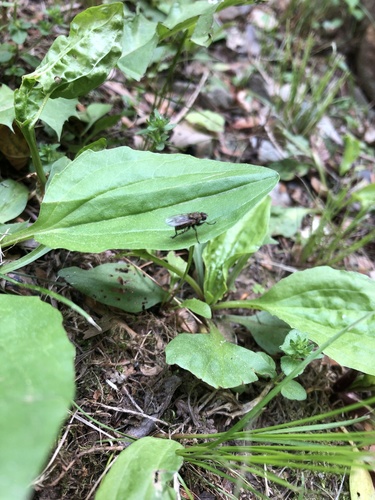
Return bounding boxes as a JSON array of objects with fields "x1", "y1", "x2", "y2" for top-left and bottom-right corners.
[{"x1": 2, "y1": 0, "x2": 375, "y2": 498}]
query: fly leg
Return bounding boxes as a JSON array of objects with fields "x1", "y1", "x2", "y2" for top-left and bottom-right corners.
[
  {"x1": 192, "y1": 226, "x2": 200, "y2": 244},
  {"x1": 171, "y1": 226, "x2": 191, "y2": 239}
]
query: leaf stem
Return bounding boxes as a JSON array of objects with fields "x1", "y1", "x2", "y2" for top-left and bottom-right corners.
[
  {"x1": 21, "y1": 125, "x2": 47, "y2": 188},
  {"x1": 134, "y1": 250, "x2": 204, "y2": 299}
]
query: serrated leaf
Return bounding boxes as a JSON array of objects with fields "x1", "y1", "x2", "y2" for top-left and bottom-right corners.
[
  {"x1": 248, "y1": 267, "x2": 375, "y2": 375},
  {"x1": 59, "y1": 262, "x2": 167, "y2": 313},
  {"x1": 0, "y1": 296, "x2": 75, "y2": 499},
  {"x1": 96, "y1": 437, "x2": 184, "y2": 500},
  {"x1": 8, "y1": 146, "x2": 278, "y2": 252},
  {"x1": 40, "y1": 97, "x2": 79, "y2": 140},
  {"x1": 0, "y1": 179, "x2": 28, "y2": 223},
  {"x1": 166, "y1": 325, "x2": 276, "y2": 389}
]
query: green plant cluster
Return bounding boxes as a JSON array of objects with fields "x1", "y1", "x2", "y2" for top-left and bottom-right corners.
[{"x1": 0, "y1": 1, "x2": 374, "y2": 498}]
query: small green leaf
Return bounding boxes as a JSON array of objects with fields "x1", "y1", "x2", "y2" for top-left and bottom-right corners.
[
  {"x1": 0, "y1": 84, "x2": 16, "y2": 130},
  {"x1": 280, "y1": 356, "x2": 304, "y2": 377},
  {"x1": 280, "y1": 329, "x2": 317, "y2": 358},
  {"x1": 340, "y1": 133, "x2": 361, "y2": 176},
  {"x1": 268, "y1": 158, "x2": 310, "y2": 181},
  {"x1": 203, "y1": 197, "x2": 271, "y2": 304},
  {"x1": 180, "y1": 298, "x2": 211, "y2": 318},
  {"x1": 225, "y1": 311, "x2": 290, "y2": 355},
  {"x1": 59, "y1": 263, "x2": 167, "y2": 313},
  {"x1": 0, "y1": 296, "x2": 75, "y2": 499},
  {"x1": 118, "y1": 13, "x2": 158, "y2": 81},
  {"x1": 186, "y1": 110, "x2": 225, "y2": 133},
  {"x1": 166, "y1": 325, "x2": 276, "y2": 389},
  {"x1": 0, "y1": 44, "x2": 16, "y2": 64},
  {"x1": 78, "y1": 103, "x2": 113, "y2": 129},
  {"x1": 280, "y1": 380, "x2": 307, "y2": 401},
  {"x1": 351, "y1": 184, "x2": 375, "y2": 210},
  {"x1": 96, "y1": 437, "x2": 184, "y2": 500},
  {"x1": 8, "y1": 147, "x2": 278, "y2": 252},
  {"x1": 270, "y1": 206, "x2": 310, "y2": 238},
  {"x1": 248, "y1": 267, "x2": 375, "y2": 375},
  {"x1": 0, "y1": 179, "x2": 28, "y2": 223},
  {"x1": 160, "y1": 1, "x2": 216, "y2": 40}
]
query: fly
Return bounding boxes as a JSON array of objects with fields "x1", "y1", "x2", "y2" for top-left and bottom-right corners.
[{"x1": 165, "y1": 212, "x2": 216, "y2": 244}]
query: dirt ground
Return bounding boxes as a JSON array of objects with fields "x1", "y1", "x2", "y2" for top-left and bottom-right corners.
[{"x1": 2, "y1": 0, "x2": 375, "y2": 498}]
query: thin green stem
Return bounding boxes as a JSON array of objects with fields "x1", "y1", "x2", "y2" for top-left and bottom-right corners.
[
  {"x1": 21, "y1": 125, "x2": 47, "y2": 187},
  {"x1": 0, "y1": 273, "x2": 101, "y2": 330},
  {"x1": 134, "y1": 250, "x2": 203, "y2": 298},
  {"x1": 327, "y1": 228, "x2": 375, "y2": 266},
  {"x1": 165, "y1": 246, "x2": 195, "y2": 306}
]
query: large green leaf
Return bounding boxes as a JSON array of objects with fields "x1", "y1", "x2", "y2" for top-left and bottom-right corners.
[
  {"x1": 96, "y1": 437, "x2": 184, "y2": 500},
  {"x1": 14, "y1": 3, "x2": 123, "y2": 130},
  {"x1": 246, "y1": 267, "x2": 375, "y2": 375},
  {"x1": 0, "y1": 296, "x2": 75, "y2": 499},
  {"x1": 166, "y1": 325, "x2": 276, "y2": 389},
  {"x1": 24, "y1": 3, "x2": 124, "y2": 99},
  {"x1": 7, "y1": 147, "x2": 278, "y2": 252}
]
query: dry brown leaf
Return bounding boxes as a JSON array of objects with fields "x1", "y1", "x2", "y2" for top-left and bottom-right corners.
[{"x1": 0, "y1": 124, "x2": 30, "y2": 170}]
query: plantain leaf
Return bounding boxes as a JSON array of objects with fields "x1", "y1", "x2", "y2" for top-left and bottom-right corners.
[
  {"x1": 0, "y1": 296, "x2": 75, "y2": 499},
  {"x1": 247, "y1": 267, "x2": 375, "y2": 375},
  {"x1": 8, "y1": 147, "x2": 278, "y2": 252},
  {"x1": 0, "y1": 179, "x2": 28, "y2": 223},
  {"x1": 59, "y1": 262, "x2": 167, "y2": 313},
  {"x1": 25, "y1": 3, "x2": 124, "y2": 99},
  {"x1": 14, "y1": 3, "x2": 123, "y2": 130},
  {"x1": 203, "y1": 196, "x2": 271, "y2": 304},
  {"x1": 96, "y1": 437, "x2": 184, "y2": 500}
]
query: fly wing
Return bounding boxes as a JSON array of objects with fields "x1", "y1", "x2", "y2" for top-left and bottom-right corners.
[{"x1": 165, "y1": 214, "x2": 191, "y2": 227}]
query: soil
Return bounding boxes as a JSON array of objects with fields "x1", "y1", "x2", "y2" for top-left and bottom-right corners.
[{"x1": 1, "y1": 0, "x2": 374, "y2": 498}]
